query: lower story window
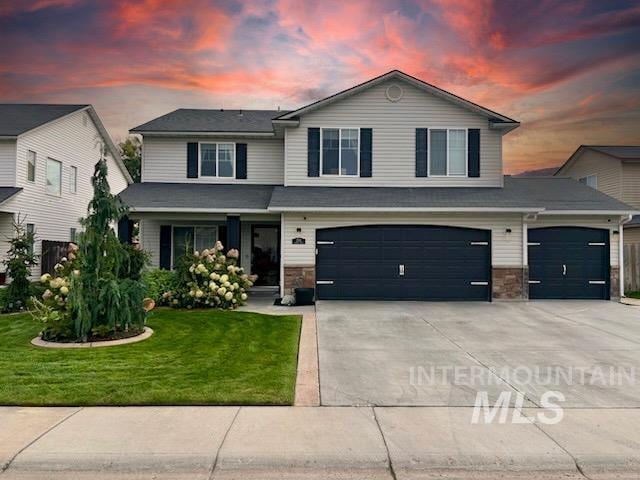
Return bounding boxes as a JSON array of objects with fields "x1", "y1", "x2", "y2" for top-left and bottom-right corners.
[
  {"x1": 172, "y1": 226, "x2": 218, "y2": 267},
  {"x1": 70, "y1": 227, "x2": 77, "y2": 242}
]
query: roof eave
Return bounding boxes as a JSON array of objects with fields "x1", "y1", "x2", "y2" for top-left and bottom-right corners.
[
  {"x1": 539, "y1": 210, "x2": 640, "y2": 216},
  {"x1": 130, "y1": 130, "x2": 276, "y2": 138},
  {"x1": 86, "y1": 107, "x2": 134, "y2": 184},
  {"x1": 268, "y1": 206, "x2": 545, "y2": 213},
  {"x1": 275, "y1": 70, "x2": 518, "y2": 123},
  {"x1": 129, "y1": 207, "x2": 270, "y2": 214}
]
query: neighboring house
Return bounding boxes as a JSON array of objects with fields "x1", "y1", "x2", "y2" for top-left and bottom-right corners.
[
  {"x1": 555, "y1": 145, "x2": 640, "y2": 291},
  {"x1": 0, "y1": 104, "x2": 133, "y2": 277},
  {"x1": 120, "y1": 70, "x2": 636, "y2": 301}
]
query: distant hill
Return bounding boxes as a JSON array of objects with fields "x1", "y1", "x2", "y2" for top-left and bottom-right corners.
[{"x1": 514, "y1": 167, "x2": 559, "y2": 177}]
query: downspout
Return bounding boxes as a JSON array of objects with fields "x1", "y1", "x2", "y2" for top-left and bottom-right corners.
[{"x1": 619, "y1": 214, "x2": 633, "y2": 298}]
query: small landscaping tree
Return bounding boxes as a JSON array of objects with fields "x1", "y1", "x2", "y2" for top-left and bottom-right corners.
[
  {"x1": 33, "y1": 145, "x2": 149, "y2": 342},
  {"x1": 70, "y1": 148, "x2": 146, "y2": 340},
  {"x1": 3, "y1": 216, "x2": 37, "y2": 312}
]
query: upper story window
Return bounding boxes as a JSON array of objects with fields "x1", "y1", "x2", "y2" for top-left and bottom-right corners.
[
  {"x1": 321, "y1": 128, "x2": 359, "y2": 176},
  {"x1": 26, "y1": 223, "x2": 35, "y2": 255},
  {"x1": 200, "y1": 143, "x2": 235, "y2": 178},
  {"x1": 27, "y1": 151, "x2": 36, "y2": 182},
  {"x1": 579, "y1": 175, "x2": 598, "y2": 189},
  {"x1": 46, "y1": 158, "x2": 62, "y2": 196},
  {"x1": 429, "y1": 128, "x2": 467, "y2": 177},
  {"x1": 69, "y1": 166, "x2": 77, "y2": 193}
]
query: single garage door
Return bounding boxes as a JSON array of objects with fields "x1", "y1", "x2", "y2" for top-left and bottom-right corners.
[
  {"x1": 528, "y1": 227, "x2": 610, "y2": 300},
  {"x1": 315, "y1": 225, "x2": 491, "y2": 301}
]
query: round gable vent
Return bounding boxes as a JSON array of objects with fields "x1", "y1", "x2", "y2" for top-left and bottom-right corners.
[{"x1": 385, "y1": 84, "x2": 403, "y2": 102}]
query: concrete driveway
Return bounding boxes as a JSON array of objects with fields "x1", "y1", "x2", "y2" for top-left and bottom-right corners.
[{"x1": 317, "y1": 300, "x2": 640, "y2": 406}]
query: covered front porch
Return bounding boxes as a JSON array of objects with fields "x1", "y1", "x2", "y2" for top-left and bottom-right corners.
[{"x1": 132, "y1": 212, "x2": 281, "y2": 288}]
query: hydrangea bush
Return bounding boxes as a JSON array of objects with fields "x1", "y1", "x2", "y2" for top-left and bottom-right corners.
[{"x1": 164, "y1": 241, "x2": 256, "y2": 309}]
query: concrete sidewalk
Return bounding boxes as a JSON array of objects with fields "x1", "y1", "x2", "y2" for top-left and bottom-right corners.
[{"x1": 2, "y1": 406, "x2": 639, "y2": 479}]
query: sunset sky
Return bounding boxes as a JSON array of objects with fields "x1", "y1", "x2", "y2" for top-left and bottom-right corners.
[{"x1": 1, "y1": 0, "x2": 639, "y2": 174}]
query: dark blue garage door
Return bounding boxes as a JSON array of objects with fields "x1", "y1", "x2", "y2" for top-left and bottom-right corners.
[
  {"x1": 315, "y1": 225, "x2": 491, "y2": 301},
  {"x1": 528, "y1": 227, "x2": 610, "y2": 300}
]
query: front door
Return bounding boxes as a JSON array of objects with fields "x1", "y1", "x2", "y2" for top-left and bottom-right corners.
[{"x1": 251, "y1": 225, "x2": 280, "y2": 286}]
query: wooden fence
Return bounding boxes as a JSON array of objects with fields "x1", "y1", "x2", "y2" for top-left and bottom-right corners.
[
  {"x1": 624, "y1": 243, "x2": 640, "y2": 293},
  {"x1": 41, "y1": 240, "x2": 70, "y2": 276}
]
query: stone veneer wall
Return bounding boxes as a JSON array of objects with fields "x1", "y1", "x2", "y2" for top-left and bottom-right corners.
[
  {"x1": 611, "y1": 266, "x2": 620, "y2": 300},
  {"x1": 284, "y1": 266, "x2": 315, "y2": 294},
  {"x1": 492, "y1": 267, "x2": 528, "y2": 300}
]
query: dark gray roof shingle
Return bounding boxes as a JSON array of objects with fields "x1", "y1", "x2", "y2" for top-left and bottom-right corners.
[
  {"x1": 269, "y1": 177, "x2": 636, "y2": 212},
  {"x1": 0, "y1": 187, "x2": 22, "y2": 205},
  {"x1": 119, "y1": 183, "x2": 275, "y2": 210},
  {"x1": 586, "y1": 146, "x2": 640, "y2": 160},
  {"x1": 0, "y1": 104, "x2": 88, "y2": 136},
  {"x1": 130, "y1": 109, "x2": 289, "y2": 133}
]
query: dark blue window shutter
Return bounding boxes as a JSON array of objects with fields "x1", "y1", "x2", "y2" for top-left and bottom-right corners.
[
  {"x1": 308, "y1": 128, "x2": 320, "y2": 177},
  {"x1": 360, "y1": 128, "x2": 372, "y2": 177},
  {"x1": 187, "y1": 142, "x2": 198, "y2": 178},
  {"x1": 118, "y1": 216, "x2": 133, "y2": 244},
  {"x1": 160, "y1": 225, "x2": 172, "y2": 269},
  {"x1": 416, "y1": 128, "x2": 428, "y2": 177},
  {"x1": 468, "y1": 129, "x2": 480, "y2": 177},
  {"x1": 236, "y1": 143, "x2": 247, "y2": 179}
]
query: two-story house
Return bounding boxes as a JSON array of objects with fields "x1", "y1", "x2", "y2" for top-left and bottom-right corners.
[
  {"x1": 555, "y1": 145, "x2": 640, "y2": 291},
  {"x1": 0, "y1": 104, "x2": 133, "y2": 277},
  {"x1": 120, "y1": 70, "x2": 636, "y2": 301}
]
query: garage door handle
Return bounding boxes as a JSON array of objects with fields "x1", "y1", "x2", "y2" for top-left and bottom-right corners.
[
  {"x1": 562, "y1": 264, "x2": 567, "y2": 276},
  {"x1": 399, "y1": 264, "x2": 405, "y2": 276}
]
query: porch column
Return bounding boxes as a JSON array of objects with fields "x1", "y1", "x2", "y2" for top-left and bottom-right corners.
[{"x1": 226, "y1": 215, "x2": 241, "y2": 254}]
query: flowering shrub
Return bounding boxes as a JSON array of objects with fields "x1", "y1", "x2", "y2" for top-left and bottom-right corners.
[
  {"x1": 164, "y1": 241, "x2": 256, "y2": 309},
  {"x1": 33, "y1": 243, "x2": 79, "y2": 341}
]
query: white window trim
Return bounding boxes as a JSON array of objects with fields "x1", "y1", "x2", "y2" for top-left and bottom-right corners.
[
  {"x1": 27, "y1": 150, "x2": 36, "y2": 183},
  {"x1": 45, "y1": 157, "x2": 62, "y2": 197},
  {"x1": 320, "y1": 127, "x2": 360, "y2": 177},
  {"x1": 170, "y1": 225, "x2": 219, "y2": 269},
  {"x1": 198, "y1": 142, "x2": 236, "y2": 178},
  {"x1": 579, "y1": 174, "x2": 598, "y2": 189},
  {"x1": 69, "y1": 166, "x2": 78, "y2": 194},
  {"x1": 427, "y1": 127, "x2": 468, "y2": 177}
]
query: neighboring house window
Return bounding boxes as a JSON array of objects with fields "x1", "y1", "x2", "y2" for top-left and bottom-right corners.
[
  {"x1": 26, "y1": 223, "x2": 35, "y2": 255},
  {"x1": 70, "y1": 228, "x2": 77, "y2": 242},
  {"x1": 200, "y1": 143, "x2": 234, "y2": 178},
  {"x1": 27, "y1": 151, "x2": 36, "y2": 182},
  {"x1": 46, "y1": 158, "x2": 62, "y2": 196},
  {"x1": 321, "y1": 128, "x2": 359, "y2": 176},
  {"x1": 429, "y1": 128, "x2": 467, "y2": 176},
  {"x1": 172, "y1": 226, "x2": 218, "y2": 267},
  {"x1": 69, "y1": 166, "x2": 77, "y2": 193},
  {"x1": 579, "y1": 175, "x2": 598, "y2": 189}
]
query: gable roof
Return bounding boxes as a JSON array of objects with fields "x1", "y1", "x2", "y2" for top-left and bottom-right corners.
[
  {"x1": 274, "y1": 70, "x2": 519, "y2": 127},
  {"x1": 0, "y1": 104, "x2": 132, "y2": 184},
  {"x1": 556, "y1": 145, "x2": 640, "y2": 176},
  {"x1": 130, "y1": 109, "x2": 289, "y2": 134},
  {"x1": 0, "y1": 104, "x2": 88, "y2": 137}
]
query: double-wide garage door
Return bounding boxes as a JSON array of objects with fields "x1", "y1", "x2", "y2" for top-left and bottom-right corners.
[
  {"x1": 315, "y1": 225, "x2": 491, "y2": 301},
  {"x1": 528, "y1": 227, "x2": 610, "y2": 300}
]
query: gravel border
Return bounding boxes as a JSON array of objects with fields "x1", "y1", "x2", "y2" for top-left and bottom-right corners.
[{"x1": 31, "y1": 327, "x2": 153, "y2": 349}]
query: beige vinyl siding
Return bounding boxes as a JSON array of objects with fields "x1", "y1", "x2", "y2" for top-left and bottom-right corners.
[
  {"x1": 141, "y1": 136, "x2": 284, "y2": 184},
  {"x1": 284, "y1": 79, "x2": 504, "y2": 187},
  {"x1": 559, "y1": 150, "x2": 622, "y2": 200},
  {"x1": 622, "y1": 163, "x2": 640, "y2": 210},
  {"x1": 528, "y1": 215, "x2": 619, "y2": 266},
  {"x1": 0, "y1": 140, "x2": 16, "y2": 186},
  {"x1": 2, "y1": 110, "x2": 128, "y2": 276},
  {"x1": 282, "y1": 213, "x2": 523, "y2": 267}
]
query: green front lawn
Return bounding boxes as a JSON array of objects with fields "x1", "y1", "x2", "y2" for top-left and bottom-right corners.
[{"x1": 0, "y1": 309, "x2": 301, "y2": 406}]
